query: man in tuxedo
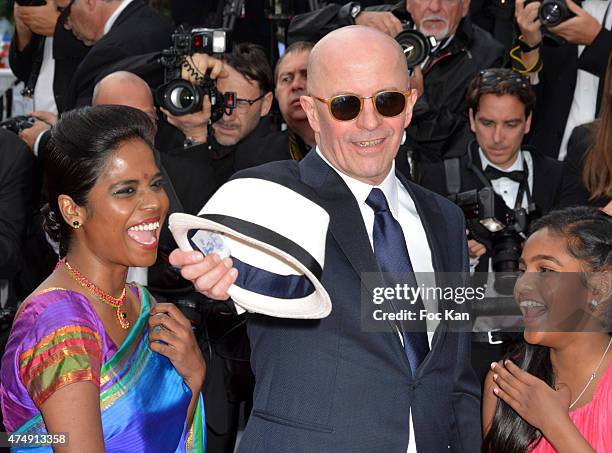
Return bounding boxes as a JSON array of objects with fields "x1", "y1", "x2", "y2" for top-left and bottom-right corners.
[
  {"x1": 9, "y1": 0, "x2": 88, "y2": 115},
  {"x1": 418, "y1": 68, "x2": 563, "y2": 381},
  {"x1": 170, "y1": 26, "x2": 481, "y2": 452},
  {"x1": 419, "y1": 68, "x2": 563, "y2": 263},
  {"x1": 513, "y1": 0, "x2": 611, "y2": 159}
]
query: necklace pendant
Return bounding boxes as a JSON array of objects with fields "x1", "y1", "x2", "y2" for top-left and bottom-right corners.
[{"x1": 117, "y1": 307, "x2": 130, "y2": 329}]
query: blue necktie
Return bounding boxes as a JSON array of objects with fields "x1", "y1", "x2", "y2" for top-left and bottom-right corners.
[{"x1": 366, "y1": 188, "x2": 430, "y2": 373}]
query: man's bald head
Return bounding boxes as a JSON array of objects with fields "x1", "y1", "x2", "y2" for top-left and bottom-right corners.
[
  {"x1": 299, "y1": 25, "x2": 417, "y2": 186},
  {"x1": 92, "y1": 71, "x2": 157, "y2": 122},
  {"x1": 307, "y1": 26, "x2": 409, "y2": 96}
]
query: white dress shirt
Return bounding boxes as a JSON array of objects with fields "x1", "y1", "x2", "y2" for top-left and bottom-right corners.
[
  {"x1": 558, "y1": 0, "x2": 611, "y2": 160},
  {"x1": 479, "y1": 148, "x2": 534, "y2": 210},
  {"x1": 33, "y1": 0, "x2": 135, "y2": 156},
  {"x1": 33, "y1": 37, "x2": 57, "y2": 114},
  {"x1": 316, "y1": 147, "x2": 435, "y2": 453},
  {"x1": 470, "y1": 149, "x2": 534, "y2": 272}
]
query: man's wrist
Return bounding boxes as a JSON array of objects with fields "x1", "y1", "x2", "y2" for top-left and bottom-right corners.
[
  {"x1": 585, "y1": 23, "x2": 603, "y2": 46},
  {"x1": 517, "y1": 35, "x2": 541, "y2": 52}
]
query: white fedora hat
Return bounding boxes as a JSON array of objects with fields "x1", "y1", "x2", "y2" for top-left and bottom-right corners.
[{"x1": 168, "y1": 177, "x2": 332, "y2": 319}]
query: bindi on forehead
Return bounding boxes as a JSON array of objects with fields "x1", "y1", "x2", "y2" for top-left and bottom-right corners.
[{"x1": 143, "y1": 172, "x2": 150, "y2": 181}]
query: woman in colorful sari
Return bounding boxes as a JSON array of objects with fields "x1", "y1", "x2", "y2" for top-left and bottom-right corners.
[{"x1": 0, "y1": 105, "x2": 206, "y2": 452}]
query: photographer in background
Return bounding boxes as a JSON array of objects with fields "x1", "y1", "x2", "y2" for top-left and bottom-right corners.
[
  {"x1": 11, "y1": 0, "x2": 59, "y2": 114},
  {"x1": 19, "y1": 0, "x2": 173, "y2": 156},
  {"x1": 513, "y1": 0, "x2": 611, "y2": 159},
  {"x1": 162, "y1": 42, "x2": 286, "y2": 190},
  {"x1": 418, "y1": 68, "x2": 563, "y2": 381},
  {"x1": 287, "y1": 0, "x2": 505, "y2": 165},
  {"x1": 10, "y1": 0, "x2": 88, "y2": 117}
]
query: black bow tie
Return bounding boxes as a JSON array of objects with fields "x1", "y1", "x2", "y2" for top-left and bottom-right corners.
[{"x1": 484, "y1": 166, "x2": 525, "y2": 183}]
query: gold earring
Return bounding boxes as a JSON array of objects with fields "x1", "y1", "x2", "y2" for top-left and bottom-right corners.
[{"x1": 72, "y1": 220, "x2": 82, "y2": 229}]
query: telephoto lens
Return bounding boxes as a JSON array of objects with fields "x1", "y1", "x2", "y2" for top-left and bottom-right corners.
[
  {"x1": 394, "y1": 28, "x2": 437, "y2": 69},
  {"x1": 539, "y1": 0, "x2": 575, "y2": 26},
  {"x1": 156, "y1": 79, "x2": 203, "y2": 116}
]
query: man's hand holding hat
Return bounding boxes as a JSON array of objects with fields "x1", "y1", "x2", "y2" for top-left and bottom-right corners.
[{"x1": 169, "y1": 250, "x2": 237, "y2": 301}]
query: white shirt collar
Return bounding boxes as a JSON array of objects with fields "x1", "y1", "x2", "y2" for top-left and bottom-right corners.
[
  {"x1": 479, "y1": 147, "x2": 524, "y2": 173},
  {"x1": 103, "y1": 0, "x2": 133, "y2": 35},
  {"x1": 315, "y1": 146, "x2": 399, "y2": 217}
]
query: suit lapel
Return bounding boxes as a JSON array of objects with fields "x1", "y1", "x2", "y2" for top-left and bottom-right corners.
[
  {"x1": 110, "y1": 0, "x2": 143, "y2": 29},
  {"x1": 530, "y1": 151, "x2": 554, "y2": 212},
  {"x1": 395, "y1": 171, "x2": 447, "y2": 274},
  {"x1": 299, "y1": 153, "x2": 382, "y2": 288}
]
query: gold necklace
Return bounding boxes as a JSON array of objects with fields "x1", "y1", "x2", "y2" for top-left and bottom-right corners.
[
  {"x1": 61, "y1": 258, "x2": 130, "y2": 329},
  {"x1": 568, "y1": 337, "x2": 612, "y2": 409}
]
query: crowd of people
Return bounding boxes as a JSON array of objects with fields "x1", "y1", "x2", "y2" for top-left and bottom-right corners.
[{"x1": 0, "y1": 0, "x2": 610, "y2": 452}]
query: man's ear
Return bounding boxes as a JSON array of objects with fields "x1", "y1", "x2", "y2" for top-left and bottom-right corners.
[
  {"x1": 524, "y1": 112, "x2": 532, "y2": 135},
  {"x1": 58, "y1": 195, "x2": 86, "y2": 229},
  {"x1": 260, "y1": 91, "x2": 273, "y2": 117},
  {"x1": 469, "y1": 108, "x2": 476, "y2": 133},
  {"x1": 461, "y1": 0, "x2": 471, "y2": 17},
  {"x1": 300, "y1": 95, "x2": 320, "y2": 133},
  {"x1": 403, "y1": 89, "x2": 418, "y2": 129}
]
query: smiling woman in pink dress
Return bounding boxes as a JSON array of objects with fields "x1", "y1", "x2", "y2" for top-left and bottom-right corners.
[{"x1": 482, "y1": 206, "x2": 611, "y2": 453}]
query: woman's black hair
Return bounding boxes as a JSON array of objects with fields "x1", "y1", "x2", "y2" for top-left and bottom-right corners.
[
  {"x1": 484, "y1": 206, "x2": 612, "y2": 453},
  {"x1": 42, "y1": 105, "x2": 156, "y2": 257}
]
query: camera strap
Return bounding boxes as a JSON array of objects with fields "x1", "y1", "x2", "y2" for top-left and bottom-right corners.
[
  {"x1": 444, "y1": 157, "x2": 462, "y2": 195},
  {"x1": 466, "y1": 141, "x2": 534, "y2": 213},
  {"x1": 22, "y1": 36, "x2": 45, "y2": 98},
  {"x1": 513, "y1": 159, "x2": 530, "y2": 211}
]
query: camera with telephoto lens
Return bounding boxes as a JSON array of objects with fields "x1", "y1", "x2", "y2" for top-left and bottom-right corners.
[
  {"x1": 525, "y1": 0, "x2": 576, "y2": 26},
  {"x1": 395, "y1": 26, "x2": 438, "y2": 69},
  {"x1": 538, "y1": 0, "x2": 575, "y2": 26},
  {"x1": 449, "y1": 187, "x2": 537, "y2": 294},
  {"x1": 156, "y1": 27, "x2": 236, "y2": 118},
  {"x1": 0, "y1": 115, "x2": 36, "y2": 135}
]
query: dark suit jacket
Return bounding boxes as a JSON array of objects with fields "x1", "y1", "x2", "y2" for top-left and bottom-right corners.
[
  {"x1": 9, "y1": 22, "x2": 89, "y2": 113},
  {"x1": 419, "y1": 144, "x2": 564, "y2": 215},
  {"x1": 61, "y1": 0, "x2": 173, "y2": 112},
  {"x1": 231, "y1": 152, "x2": 481, "y2": 452},
  {"x1": 558, "y1": 122, "x2": 610, "y2": 208},
  {"x1": 0, "y1": 130, "x2": 35, "y2": 279}
]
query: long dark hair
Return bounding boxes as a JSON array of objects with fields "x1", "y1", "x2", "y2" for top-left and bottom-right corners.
[
  {"x1": 583, "y1": 54, "x2": 612, "y2": 201},
  {"x1": 43, "y1": 105, "x2": 156, "y2": 257},
  {"x1": 484, "y1": 206, "x2": 612, "y2": 452}
]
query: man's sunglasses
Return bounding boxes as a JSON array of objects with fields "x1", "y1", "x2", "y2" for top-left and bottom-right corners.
[
  {"x1": 477, "y1": 69, "x2": 530, "y2": 87},
  {"x1": 311, "y1": 90, "x2": 412, "y2": 122}
]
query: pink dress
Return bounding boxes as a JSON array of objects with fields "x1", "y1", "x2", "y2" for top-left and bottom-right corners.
[{"x1": 529, "y1": 362, "x2": 612, "y2": 452}]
